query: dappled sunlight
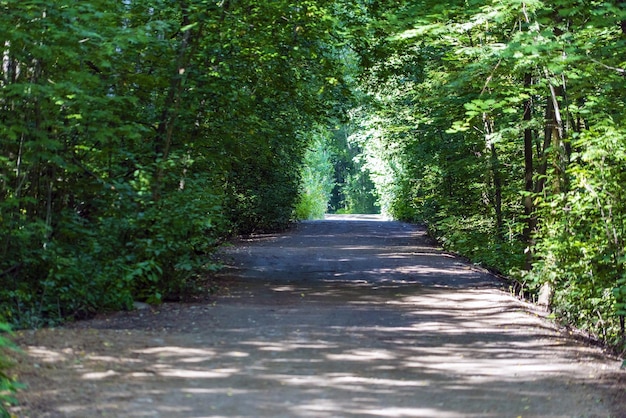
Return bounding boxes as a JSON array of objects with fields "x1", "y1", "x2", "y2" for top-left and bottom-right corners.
[
  {"x1": 376, "y1": 251, "x2": 455, "y2": 259},
  {"x1": 219, "y1": 217, "x2": 463, "y2": 288},
  {"x1": 272, "y1": 285, "x2": 301, "y2": 292},
  {"x1": 355, "y1": 407, "x2": 470, "y2": 418},
  {"x1": 182, "y1": 387, "x2": 249, "y2": 394},
  {"x1": 82, "y1": 370, "x2": 119, "y2": 380},
  {"x1": 224, "y1": 237, "x2": 490, "y2": 289},
  {"x1": 15, "y1": 286, "x2": 616, "y2": 417},
  {"x1": 364, "y1": 265, "x2": 476, "y2": 277},
  {"x1": 402, "y1": 353, "x2": 578, "y2": 379},
  {"x1": 133, "y1": 346, "x2": 216, "y2": 358},
  {"x1": 85, "y1": 355, "x2": 143, "y2": 364},
  {"x1": 156, "y1": 367, "x2": 240, "y2": 379},
  {"x1": 266, "y1": 372, "x2": 429, "y2": 393},
  {"x1": 326, "y1": 348, "x2": 397, "y2": 361},
  {"x1": 26, "y1": 347, "x2": 70, "y2": 363},
  {"x1": 224, "y1": 350, "x2": 249, "y2": 358},
  {"x1": 13, "y1": 218, "x2": 620, "y2": 417},
  {"x1": 334, "y1": 245, "x2": 385, "y2": 251},
  {"x1": 355, "y1": 404, "x2": 472, "y2": 418},
  {"x1": 243, "y1": 340, "x2": 336, "y2": 352}
]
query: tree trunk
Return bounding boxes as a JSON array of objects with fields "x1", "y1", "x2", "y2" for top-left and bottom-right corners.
[
  {"x1": 484, "y1": 114, "x2": 503, "y2": 241},
  {"x1": 522, "y1": 72, "x2": 535, "y2": 269},
  {"x1": 534, "y1": 70, "x2": 569, "y2": 311},
  {"x1": 152, "y1": 3, "x2": 193, "y2": 202},
  {"x1": 535, "y1": 91, "x2": 561, "y2": 196},
  {"x1": 544, "y1": 69, "x2": 568, "y2": 193}
]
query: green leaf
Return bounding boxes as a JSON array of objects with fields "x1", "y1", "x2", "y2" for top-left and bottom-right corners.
[{"x1": 180, "y1": 22, "x2": 198, "y2": 32}]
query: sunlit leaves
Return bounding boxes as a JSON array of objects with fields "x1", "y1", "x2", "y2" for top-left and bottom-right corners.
[
  {"x1": 0, "y1": 0, "x2": 356, "y2": 327},
  {"x1": 349, "y1": 0, "x2": 626, "y2": 349},
  {"x1": 295, "y1": 129, "x2": 335, "y2": 220}
]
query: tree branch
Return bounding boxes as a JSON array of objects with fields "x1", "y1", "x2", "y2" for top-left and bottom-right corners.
[{"x1": 587, "y1": 54, "x2": 626, "y2": 74}]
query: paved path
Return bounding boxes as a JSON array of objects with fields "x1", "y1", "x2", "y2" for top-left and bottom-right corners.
[{"x1": 12, "y1": 215, "x2": 625, "y2": 417}]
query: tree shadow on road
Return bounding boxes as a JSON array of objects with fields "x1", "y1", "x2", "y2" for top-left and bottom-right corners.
[{"x1": 11, "y1": 217, "x2": 625, "y2": 417}]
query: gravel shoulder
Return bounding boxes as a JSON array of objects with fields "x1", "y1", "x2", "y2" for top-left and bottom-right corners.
[{"x1": 9, "y1": 215, "x2": 626, "y2": 417}]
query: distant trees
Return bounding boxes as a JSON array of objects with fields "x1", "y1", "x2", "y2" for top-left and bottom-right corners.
[{"x1": 295, "y1": 128, "x2": 335, "y2": 220}]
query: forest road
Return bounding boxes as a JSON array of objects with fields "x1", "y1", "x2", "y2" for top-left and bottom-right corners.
[{"x1": 11, "y1": 215, "x2": 626, "y2": 417}]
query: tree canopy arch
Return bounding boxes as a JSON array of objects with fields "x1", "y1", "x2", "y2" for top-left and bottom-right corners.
[{"x1": 1, "y1": 0, "x2": 626, "y2": 353}]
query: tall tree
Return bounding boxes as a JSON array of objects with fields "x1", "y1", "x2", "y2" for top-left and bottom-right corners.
[
  {"x1": 349, "y1": 0, "x2": 626, "y2": 348},
  {"x1": 0, "y1": 0, "x2": 356, "y2": 326}
]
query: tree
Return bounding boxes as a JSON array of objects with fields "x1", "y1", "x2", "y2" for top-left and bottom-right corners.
[
  {"x1": 348, "y1": 0, "x2": 626, "y2": 348},
  {"x1": 0, "y1": 0, "x2": 356, "y2": 326}
]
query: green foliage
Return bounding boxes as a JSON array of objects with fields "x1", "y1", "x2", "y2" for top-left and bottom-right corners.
[
  {"x1": 4, "y1": 0, "x2": 624, "y2": 357},
  {"x1": 295, "y1": 130, "x2": 335, "y2": 220},
  {"x1": 0, "y1": 1, "x2": 355, "y2": 327},
  {"x1": 0, "y1": 323, "x2": 21, "y2": 417},
  {"x1": 328, "y1": 122, "x2": 380, "y2": 214},
  {"x1": 530, "y1": 121, "x2": 626, "y2": 346},
  {"x1": 348, "y1": 0, "x2": 626, "y2": 349}
]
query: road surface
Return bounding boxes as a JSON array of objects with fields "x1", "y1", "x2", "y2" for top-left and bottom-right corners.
[{"x1": 11, "y1": 215, "x2": 625, "y2": 417}]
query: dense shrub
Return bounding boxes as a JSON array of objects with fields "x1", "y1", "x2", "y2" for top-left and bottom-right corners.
[
  {"x1": 0, "y1": 323, "x2": 21, "y2": 417},
  {"x1": 0, "y1": 1, "x2": 352, "y2": 327}
]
